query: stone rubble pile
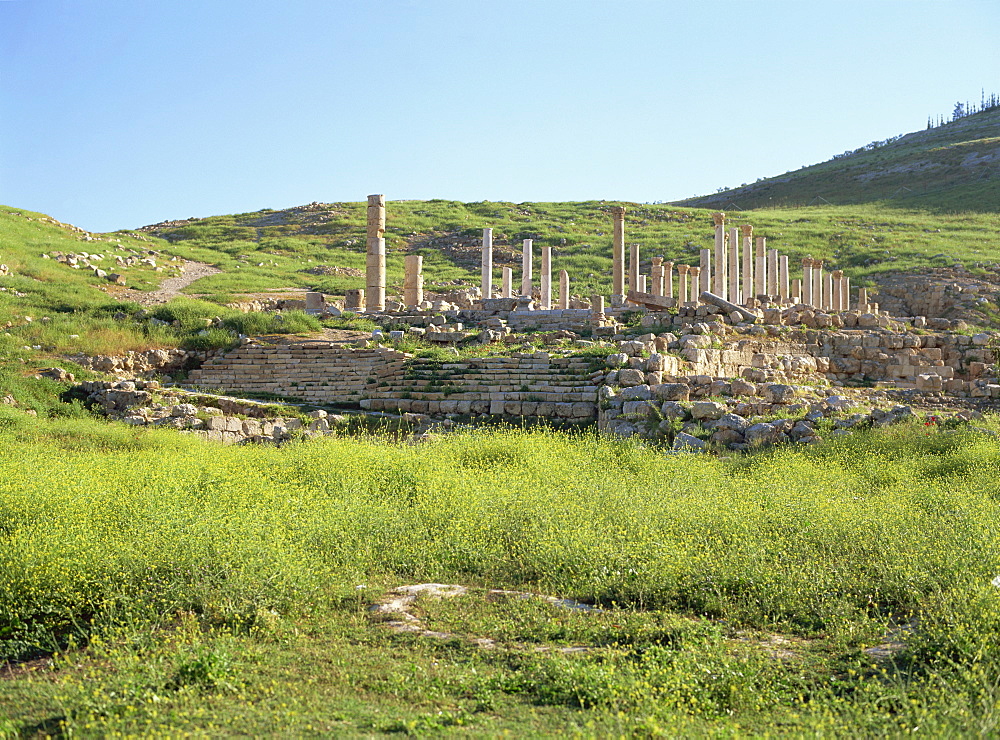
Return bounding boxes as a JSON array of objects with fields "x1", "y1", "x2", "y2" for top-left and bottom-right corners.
[{"x1": 75, "y1": 379, "x2": 348, "y2": 445}]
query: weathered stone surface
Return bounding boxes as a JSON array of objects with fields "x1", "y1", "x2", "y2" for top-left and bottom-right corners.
[
  {"x1": 617, "y1": 369, "x2": 646, "y2": 387},
  {"x1": 672, "y1": 432, "x2": 707, "y2": 451},
  {"x1": 762, "y1": 383, "x2": 796, "y2": 404},
  {"x1": 690, "y1": 401, "x2": 727, "y2": 420},
  {"x1": 660, "y1": 401, "x2": 688, "y2": 420},
  {"x1": 653, "y1": 383, "x2": 690, "y2": 401},
  {"x1": 745, "y1": 422, "x2": 782, "y2": 446},
  {"x1": 619, "y1": 384, "x2": 651, "y2": 401}
]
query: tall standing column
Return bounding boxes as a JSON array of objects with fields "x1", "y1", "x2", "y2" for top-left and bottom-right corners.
[
  {"x1": 651, "y1": 257, "x2": 664, "y2": 296},
  {"x1": 677, "y1": 264, "x2": 690, "y2": 303},
  {"x1": 741, "y1": 225, "x2": 754, "y2": 306},
  {"x1": 540, "y1": 245, "x2": 552, "y2": 309},
  {"x1": 824, "y1": 272, "x2": 834, "y2": 312},
  {"x1": 779, "y1": 255, "x2": 790, "y2": 301},
  {"x1": 832, "y1": 270, "x2": 844, "y2": 311},
  {"x1": 767, "y1": 249, "x2": 779, "y2": 296},
  {"x1": 663, "y1": 261, "x2": 674, "y2": 299},
  {"x1": 713, "y1": 212, "x2": 727, "y2": 297},
  {"x1": 403, "y1": 254, "x2": 423, "y2": 308},
  {"x1": 365, "y1": 194, "x2": 386, "y2": 312},
  {"x1": 844, "y1": 276, "x2": 852, "y2": 311},
  {"x1": 728, "y1": 226, "x2": 740, "y2": 304},
  {"x1": 481, "y1": 228, "x2": 493, "y2": 299},
  {"x1": 812, "y1": 260, "x2": 824, "y2": 311},
  {"x1": 521, "y1": 239, "x2": 533, "y2": 297},
  {"x1": 501, "y1": 267, "x2": 513, "y2": 298},
  {"x1": 754, "y1": 237, "x2": 767, "y2": 297},
  {"x1": 558, "y1": 270, "x2": 570, "y2": 309},
  {"x1": 699, "y1": 249, "x2": 712, "y2": 295},
  {"x1": 689, "y1": 266, "x2": 701, "y2": 302},
  {"x1": 629, "y1": 243, "x2": 640, "y2": 293},
  {"x1": 802, "y1": 258, "x2": 813, "y2": 306},
  {"x1": 611, "y1": 206, "x2": 626, "y2": 300}
]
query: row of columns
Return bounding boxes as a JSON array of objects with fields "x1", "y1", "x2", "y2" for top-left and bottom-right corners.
[
  {"x1": 368, "y1": 196, "x2": 854, "y2": 314},
  {"x1": 801, "y1": 258, "x2": 851, "y2": 312}
]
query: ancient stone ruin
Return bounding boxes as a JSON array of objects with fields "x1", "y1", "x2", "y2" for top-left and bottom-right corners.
[{"x1": 77, "y1": 196, "x2": 1000, "y2": 449}]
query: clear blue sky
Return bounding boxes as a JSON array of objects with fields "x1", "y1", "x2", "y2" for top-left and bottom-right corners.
[{"x1": 2, "y1": 0, "x2": 997, "y2": 232}]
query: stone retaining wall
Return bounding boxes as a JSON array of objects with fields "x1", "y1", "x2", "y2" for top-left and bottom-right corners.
[{"x1": 361, "y1": 353, "x2": 599, "y2": 420}]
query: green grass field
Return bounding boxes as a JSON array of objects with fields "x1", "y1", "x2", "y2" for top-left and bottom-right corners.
[{"x1": 2, "y1": 411, "x2": 1000, "y2": 735}]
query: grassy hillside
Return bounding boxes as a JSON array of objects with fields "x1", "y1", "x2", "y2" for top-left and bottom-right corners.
[
  {"x1": 675, "y1": 107, "x2": 1000, "y2": 212},
  {"x1": 3, "y1": 198, "x2": 1000, "y2": 378},
  {"x1": 141, "y1": 200, "x2": 1000, "y2": 301}
]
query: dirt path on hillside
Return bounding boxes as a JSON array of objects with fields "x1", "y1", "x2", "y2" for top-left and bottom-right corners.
[{"x1": 112, "y1": 260, "x2": 222, "y2": 306}]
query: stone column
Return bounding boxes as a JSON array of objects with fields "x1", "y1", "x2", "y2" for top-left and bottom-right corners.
[
  {"x1": 481, "y1": 228, "x2": 493, "y2": 299},
  {"x1": 591, "y1": 295, "x2": 605, "y2": 319},
  {"x1": 741, "y1": 225, "x2": 753, "y2": 306},
  {"x1": 638, "y1": 275, "x2": 647, "y2": 293},
  {"x1": 611, "y1": 206, "x2": 626, "y2": 299},
  {"x1": 832, "y1": 270, "x2": 844, "y2": 311},
  {"x1": 521, "y1": 239, "x2": 533, "y2": 297},
  {"x1": 802, "y1": 258, "x2": 813, "y2": 306},
  {"x1": 699, "y1": 249, "x2": 712, "y2": 295},
  {"x1": 713, "y1": 212, "x2": 726, "y2": 297},
  {"x1": 629, "y1": 243, "x2": 639, "y2": 293},
  {"x1": 858, "y1": 286, "x2": 868, "y2": 310},
  {"x1": 754, "y1": 237, "x2": 767, "y2": 297},
  {"x1": 677, "y1": 264, "x2": 690, "y2": 304},
  {"x1": 403, "y1": 254, "x2": 423, "y2": 308},
  {"x1": 365, "y1": 194, "x2": 386, "y2": 312},
  {"x1": 791, "y1": 279, "x2": 802, "y2": 303},
  {"x1": 540, "y1": 245, "x2": 552, "y2": 309},
  {"x1": 824, "y1": 272, "x2": 834, "y2": 312},
  {"x1": 558, "y1": 270, "x2": 569, "y2": 309},
  {"x1": 728, "y1": 226, "x2": 740, "y2": 304},
  {"x1": 778, "y1": 255, "x2": 790, "y2": 301},
  {"x1": 767, "y1": 249, "x2": 779, "y2": 296},
  {"x1": 305, "y1": 292, "x2": 325, "y2": 314},
  {"x1": 345, "y1": 288, "x2": 365, "y2": 311},
  {"x1": 501, "y1": 267, "x2": 513, "y2": 298},
  {"x1": 844, "y1": 276, "x2": 852, "y2": 311},
  {"x1": 651, "y1": 257, "x2": 664, "y2": 296},
  {"x1": 689, "y1": 266, "x2": 701, "y2": 302},
  {"x1": 812, "y1": 259, "x2": 824, "y2": 310},
  {"x1": 663, "y1": 261, "x2": 674, "y2": 299}
]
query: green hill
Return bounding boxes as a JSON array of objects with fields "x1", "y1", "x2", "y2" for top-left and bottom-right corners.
[{"x1": 675, "y1": 107, "x2": 1000, "y2": 212}]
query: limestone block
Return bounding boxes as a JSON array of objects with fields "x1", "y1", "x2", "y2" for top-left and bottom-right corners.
[
  {"x1": 761, "y1": 383, "x2": 796, "y2": 404},
  {"x1": 619, "y1": 384, "x2": 652, "y2": 401},
  {"x1": 617, "y1": 369, "x2": 646, "y2": 387},
  {"x1": 745, "y1": 422, "x2": 782, "y2": 446},
  {"x1": 652, "y1": 383, "x2": 689, "y2": 402},
  {"x1": 690, "y1": 401, "x2": 727, "y2": 420},
  {"x1": 672, "y1": 432, "x2": 706, "y2": 451}
]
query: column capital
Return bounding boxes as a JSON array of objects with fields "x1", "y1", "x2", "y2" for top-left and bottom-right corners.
[
  {"x1": 832, "y1": 269, "x2": 844, "y2": 278},
  {"x1": 663, "y1": 261, "x2": 674, "y2": 269},
  {"x1": 610, "y1": 206, "x2": 627, "y2": 218},
  {"x1": 367, "y1": 194, "x2": 385, "y2": 207},
  {"x1": 677, "y1": 263, "x2": 689, "y2": 274},
  {"x1": 812, "y1": 259, "x2": 824, "y2": 268},
  {"x1": 802, "y1": 257, "x2": 813, "y2": 266},
  {"x1": 652, "y1": 256, "x2": 663, "y2": 266},
  {"x1": 689, "y1": 266, "x2": 700, "y2": 276},
  {"x1": 740, "y1": 224, "x2": 753, "y2": 236},
  {"x1": 712, "y1": 212, "x2": 726, "y2": 227}
]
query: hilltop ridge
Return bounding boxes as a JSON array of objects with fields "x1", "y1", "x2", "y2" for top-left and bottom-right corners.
[{"x1": 675, "y1": 107, "x2": 1000, "y2": 212}]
